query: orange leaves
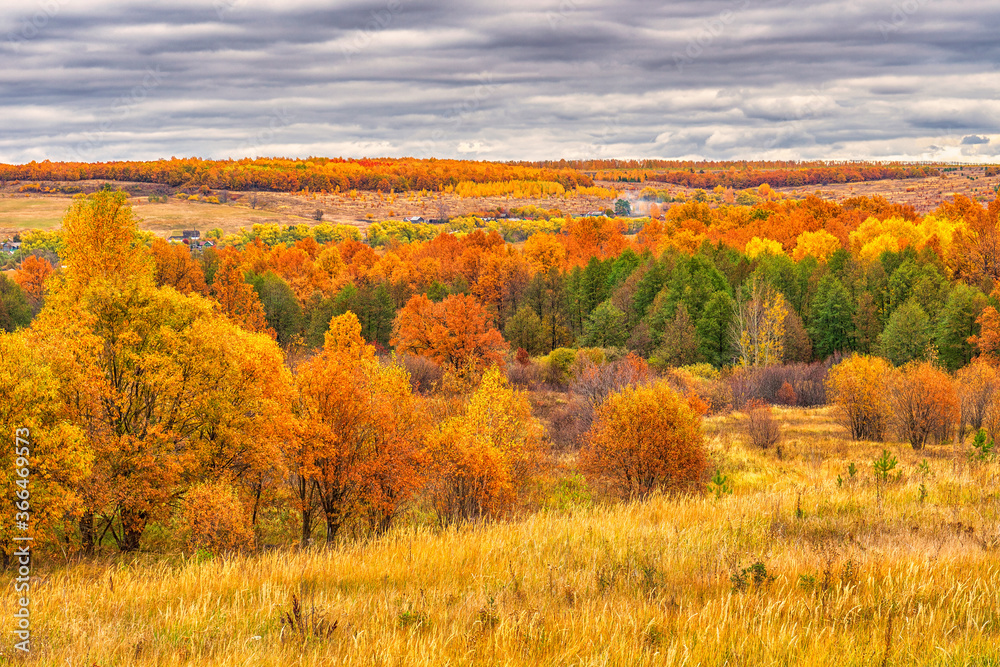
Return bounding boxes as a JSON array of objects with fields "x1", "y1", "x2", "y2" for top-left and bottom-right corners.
[
  {"x1": 210, "y1": 261, "x2": 273, "y2": 336},
  {"x1": 561, "y1": 215, "x2": 627, "y2": 267},
  {"x1": 150, "y1": 238, "x2": 208, "y2": 295},
  {"x1": 888, "y1": 361, "x2": 958, "y2": 450},
  {"x1": 181, "y1": 482, "x2": 255, "y2": 553},
  {"x1": 295, "y1": 312, "x2": 423, "y2": 539},
  {"x1": 580, "y1": 380, "x2": 706, "y2": 498},
  {"x1": 12, "y1": 254, "x2": 54, "y2": 306},
  {"x1": 392, "y1": 293, "x2": 506, "y2": 373}
]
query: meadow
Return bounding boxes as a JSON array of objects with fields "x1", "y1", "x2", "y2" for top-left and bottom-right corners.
[{"x1": 6, "y1": 407, "x2": 998, "y2": 666}]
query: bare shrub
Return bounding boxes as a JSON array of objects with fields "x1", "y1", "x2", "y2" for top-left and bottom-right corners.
[
  {"x1": 956, "y1": 361, "x2": 999, "y2": 441},
  {"x1": 745, "y1": 401, "x2": 782, "y2": 449},
  {"x1": 398, "y1": 354, "x2": 443, "y2": 394},
  {"x1": 547, "y1": 397, "x2": 594, "y2": 451},
  {"x1": 570, "y1": 353, "x2": 651, "y2": 406},
  {"x1": 730, "y1": 362, "x2": 830, "y2": 409},
  {"x1": 507, "y1": 359, "x2": 541, "y2": 390}
]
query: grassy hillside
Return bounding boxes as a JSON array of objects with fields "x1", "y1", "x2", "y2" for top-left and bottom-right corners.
[{"x1": 6, "y1": 407, "x2": 999, "y2": 665}]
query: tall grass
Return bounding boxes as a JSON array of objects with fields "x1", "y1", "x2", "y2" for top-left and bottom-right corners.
[{"x1": 4, "y1": 407, "x2": 999, "y2": 665}]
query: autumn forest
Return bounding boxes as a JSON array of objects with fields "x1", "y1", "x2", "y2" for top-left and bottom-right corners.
[{"x1": 2, "y1": 158, "x2": 1000, "y2": 664}]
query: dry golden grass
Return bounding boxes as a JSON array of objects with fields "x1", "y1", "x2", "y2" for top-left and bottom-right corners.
[{"x1": 4, "y1": 407, "x2": 1000, "y2": 665}]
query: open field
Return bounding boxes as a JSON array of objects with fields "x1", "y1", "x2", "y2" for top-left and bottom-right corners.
[
  {"x1": 0, "y1": 181, "x2": 618, "y2": 237},
  {"x1": 4, "y1": 165, "x2": 997, "y2": 238},
  {"x1": 5, "y1": 406, "x2": 998, "y2": 666}
]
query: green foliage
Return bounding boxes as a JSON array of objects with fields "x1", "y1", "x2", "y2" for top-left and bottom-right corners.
[
  {"x1": 307, "y1": 283, "x2": 395, "y2": 349},
  {"x1": 696, "y1": 291, "x2": 736, "y2": 367},
  {"x1": 809, "y1": 275, "x2": 854, "y2": 358},
  {"x1": 248, "y1": 271, "x2": 303, "y2": 345},
  {"x1": 878, "y1": 300, "x2": 931, "y2": 365},
  {"x1": 0, "y1": 275, "x2": 32, "y2": 332},
  {"x1": 505, "y1": 305, "x2": 547, "y2": 356},
  {"x1": 707, "y1": 469, "x2": 732, "y2": 499},
  {"x1": 935, "y1": 283, "x2": 988, "y2": 371},
  {"x1": 970, "y1": 428, "x2": 995, "y2": 462},
  {"x1": 614, "y1": 199, "x2": 632, "y2": 216},
  {"x1": 731, "y1": 561, "x2": 774, "y2": 592},
  {"x1": 582, "y1": 301, "x2": 628, "y2": 348}
]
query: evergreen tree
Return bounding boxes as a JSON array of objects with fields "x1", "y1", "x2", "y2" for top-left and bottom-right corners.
[
  {"x1": 935, "y1": 283, "x2": 988, "y2": 370},
  {"x1": 809, "y1": 275, "x2": 854, "y2": 358},
  {"x1": 696, "y1": 291, "x2": 736, "y2": 367},
  {"x1": 878, "y1": 300, "x2": 931, "y2": 365},
  {"x1": 582, "y1": 300, "x2": 628, "y2": 348},
  {"x1": 504, "y1": 305, "x2": 547, "y2": 356}
]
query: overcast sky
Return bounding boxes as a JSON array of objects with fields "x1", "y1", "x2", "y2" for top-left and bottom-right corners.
[{"x1": 1, "y1": 0, "x2": 998, "y2": 164}]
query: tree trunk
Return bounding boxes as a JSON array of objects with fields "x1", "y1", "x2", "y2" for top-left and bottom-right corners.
[
  {"x1": 80, "y1": 511, "x2": 95, "y2": 555},
  {"x1": 118, "y1": 508, "x2": 147, "y2": 552}
]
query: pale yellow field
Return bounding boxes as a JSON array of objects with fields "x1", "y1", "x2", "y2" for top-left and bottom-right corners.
[{"x1": 4, "y1": 407, "x2": 998, "y2": 666}]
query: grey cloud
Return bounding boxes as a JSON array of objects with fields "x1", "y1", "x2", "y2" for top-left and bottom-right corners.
[
  {"x1": 962, "y1": 135, "x2": 991, "y2": 145},
  {"x1": 1, "y1": 0, "x2": 999, "y2": 162}
]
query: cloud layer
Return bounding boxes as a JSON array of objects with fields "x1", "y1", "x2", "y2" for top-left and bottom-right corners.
[{"x1": 2, "y1": 0, "x2": 999, "y2": 163}]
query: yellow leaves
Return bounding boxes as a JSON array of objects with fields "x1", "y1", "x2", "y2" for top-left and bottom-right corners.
[
  {"x1": 826, "y1": 354, "x2": 894, "y2": 441},
  {"x1": 61, "y1": 190, "x2": 153, "y2": 290},
  {"x1": 792, "y1": 229, "x2": 841, "y2": 262},
  {"x1": 849, "y1": 214, "x2": 965, "y2": 263},
  {"x1": 424, "y1": 367, "x2": 543, "y2": 522},
  {"x1": 744, "y1": 236, "x2": 784, "y2": 259},
  {"x1": 323, "y1": 311, "x2": 374, "y2": 362},
  {"x1": 733, "y1": 278, "x2": 788, "y2": 368},
  {"x1": 453, "y1": 180, "x2": 566, "y2": 198},
  {"x1": 524, "y1": 232, "x2": 568, "y2": 273}
]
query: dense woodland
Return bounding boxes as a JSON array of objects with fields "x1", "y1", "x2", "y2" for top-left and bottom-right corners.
[
  {"x1": 0, "y1": 157, "x2": 949, "y2": 194},
  {"x1": 3, "y1": 179, "x2": 1000, "y2": 560}
]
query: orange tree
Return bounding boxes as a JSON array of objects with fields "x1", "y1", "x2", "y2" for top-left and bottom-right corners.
[
  {"x1": 888, "y1": 361, "x2": 959, "y2": 449},
  {"x1": 293, "y1": 312, "x2": 423, "y2": 543},
  {"x1": 826, "y1": 354, "x2": 894, "y2": 441},
  {"x1": 580, "y1": 380, "x2": 706, "y2": 498},
  {"x1": 423, "y1": 366, "x2": 544, "y2": 523},
  {"x1": 391, "y1": 293, "x2": 506, "y2": 373}
]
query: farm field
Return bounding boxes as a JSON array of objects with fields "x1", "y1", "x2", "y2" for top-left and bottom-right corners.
[
  {"x1": 5, "y1": 407, "x2": 998, "y2": 666},
  {"x1": 3, "y1": 163, "x2": 998, "y2": 238}
]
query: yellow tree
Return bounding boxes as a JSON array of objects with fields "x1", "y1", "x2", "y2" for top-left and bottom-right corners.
[
  {"x1": 424, "y1": 366, "x2": 544, "y2": 523},
  {"x1": 33, "y1": 190, "x2": 292, "y2": 552},
  {"x1": 0, "y1": 330, "x2": 91, "y2": 565},
  {"x1": 294, "y1": 313, "x2": 423, "y2": 543},
  {"x1": 731, "y1": 277, "x2": 788, "y2": 367},
  {"x1": 826, "y1": 354, "x2": 894, "y2": 441}
]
